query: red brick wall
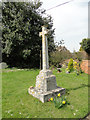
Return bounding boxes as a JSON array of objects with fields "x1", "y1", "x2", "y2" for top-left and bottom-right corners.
[{"x1": 80, "y1": 60, "x2": 90, "y2": 74}]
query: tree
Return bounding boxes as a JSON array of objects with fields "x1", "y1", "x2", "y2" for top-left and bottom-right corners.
[
  {"x1": 2, "y1": 2, "x2": 55, "y2": 68},
  {"x1": 50, "y1": 45, "x2": 72, "y2": 66},
  {"x1": 80, "y1": 38, "x2": 90, "y2": 54},
  {"x1": 79, "y1": 46, "x2": 83, "y2": 51},
  {"x1": 72, "y1": 51, "x2": 88, "y2": 61}
]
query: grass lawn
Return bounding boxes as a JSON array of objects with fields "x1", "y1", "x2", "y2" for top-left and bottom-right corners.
[{"x1": 2, "y1": 68, "x2": 89, "y2": 118}]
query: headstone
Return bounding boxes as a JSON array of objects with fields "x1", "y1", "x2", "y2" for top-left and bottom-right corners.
[
  {"x1": 0, "y1": 62, "x2": 8, "y2": 69},
  {"x1": 28, "y1": 26, "x2": 65, "y2": 103}
]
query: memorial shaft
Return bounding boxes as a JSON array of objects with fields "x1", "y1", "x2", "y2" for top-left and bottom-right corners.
[{"x1": 40, "y1": 26, "x2": 49, "y2": 70}]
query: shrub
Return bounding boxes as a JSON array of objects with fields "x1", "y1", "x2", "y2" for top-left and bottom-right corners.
[
  {"x1": 73, "y1": 61, "x2": 80, "y2": 75},
  {"x1": 72, "y1": 51, "x2": 88, "y2": 61},
  {"x1": 73, "y1": 61, "x2": 84, "y2": 75},
  {"x1": 50, "y1": 50, "x2": 72, "y2": 66},
  {"x1": 68, "y1": 58, "x2": 73, "y2": 72}
]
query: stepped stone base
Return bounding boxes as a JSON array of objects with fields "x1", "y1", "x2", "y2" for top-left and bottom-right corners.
[
  {"x1": 28, "y1": 87, "x2": 65, "y2": 103},
  {"x1": 28, "y1": 69, "x2": 65, "y2": 103}
]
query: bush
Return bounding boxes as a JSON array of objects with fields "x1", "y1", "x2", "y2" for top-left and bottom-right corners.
[
  {"x1": 72, "y1": 51, "x2": 88, "y2": 61},
  {"x1": 50, "y1": 50, "x2": 72, "y2": 66},
  {"x1": 73, "y1": 61, "x2": 84, "y2": 75},
  {"x1": 68, "y1": 58, "x2": 73, "y2": 72}
]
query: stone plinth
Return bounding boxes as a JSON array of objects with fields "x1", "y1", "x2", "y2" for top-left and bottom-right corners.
[
  {"x1": 35, "y1": 70, "x2": 57, "y2": 92},
  {"x1": 28, "y1": 69, "x2": 65, "y2": 103}
]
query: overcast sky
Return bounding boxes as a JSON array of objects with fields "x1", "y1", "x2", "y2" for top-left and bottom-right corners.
[{"x1": 40, "y1": 0, "x2": 89, "y2": 52}]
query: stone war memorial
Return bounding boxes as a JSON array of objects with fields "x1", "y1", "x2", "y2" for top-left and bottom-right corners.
[{"x1": 28, "y1": 26, "x2": 65, "y2": 103}]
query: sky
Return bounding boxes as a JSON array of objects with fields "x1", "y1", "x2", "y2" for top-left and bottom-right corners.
[{"x1": 40, "y1": 0, "x2": 89, "y2": 52}]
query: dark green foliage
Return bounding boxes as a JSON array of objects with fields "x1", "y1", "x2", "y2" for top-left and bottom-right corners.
[
  {"x1": 2, "y1": 2, "x2": 55, "y2": 68},
  {"x1": 79, "y1": 46, "x2": 83, "y2": 51},
  {"x1": 80, "y1": 38, "x2": 90, "y2": 54}
]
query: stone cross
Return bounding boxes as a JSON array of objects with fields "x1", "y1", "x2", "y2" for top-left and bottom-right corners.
[
  {"x1": 39, "y1": 26, "x2": 49, "y2": 70},
  {"x1": 28, "y1": 26, "x2": 65, "y2": 103}
]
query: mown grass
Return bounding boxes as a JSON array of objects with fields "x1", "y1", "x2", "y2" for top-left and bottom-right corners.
[{"x1": 2, "y1": 68, "x2": 89, "y2": 118}]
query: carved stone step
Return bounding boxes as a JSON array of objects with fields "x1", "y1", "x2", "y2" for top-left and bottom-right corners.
[{"x1": 28, "y1": 87, "x2": 65, "y2": 103}]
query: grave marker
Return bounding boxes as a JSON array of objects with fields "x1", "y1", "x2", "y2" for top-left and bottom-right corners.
[{"x1": 28, "y1": 26, "x2": 65, "y2": 103}]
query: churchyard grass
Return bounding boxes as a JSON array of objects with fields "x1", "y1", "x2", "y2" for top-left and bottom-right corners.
[{"x1": 2, "y1": 68, "x2": 89, "y2": 118}]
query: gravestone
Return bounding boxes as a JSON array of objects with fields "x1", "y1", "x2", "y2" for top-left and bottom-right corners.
[
  {"x1": 0, "y1": 62, "x2": 8, "y2": 69},
  {"x1": 28, "y1": 26, "x2": 65, "y2": 103}
]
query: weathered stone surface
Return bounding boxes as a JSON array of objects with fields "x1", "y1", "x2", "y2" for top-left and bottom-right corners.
[
  {"x1": 39, "y1": 26, "x2": 49, "y2": 70},
  {"x1": 0, "y1": 62, "x2": 8, "y2": 69},
  {"x1": 28, "y1": 69, "x2": 65, "y2": 103},
  {"x1": 28, "y1": 86, "x2": 65, "y2": 103},
  {"x1": 35, "y1": 69, "x2": 57, "y2": 92}
]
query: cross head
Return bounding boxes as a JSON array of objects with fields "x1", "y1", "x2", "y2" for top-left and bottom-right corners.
[{"x1": 39, "y1": 26, "x2": 48, "y2": 37}]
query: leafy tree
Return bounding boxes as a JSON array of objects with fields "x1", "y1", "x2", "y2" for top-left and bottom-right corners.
[
  {"x1": 80, "y1": 38, "x2": 90, "y2": 54},
  {"x1": 79, "y1": 46, "x2": 83, "y2": 51},
  {"x1": 50, "y1": 46, "x2": 72, "y2": 66},
  {"x1": 2, "y1": 2, "x2": 55, "y2": 68},
  {"x1": 55, "y1": 40, "x2": 64, "y2": 48},
  {"x1": 72, "y1": 51, "x2": 88, "y2": 61}
]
